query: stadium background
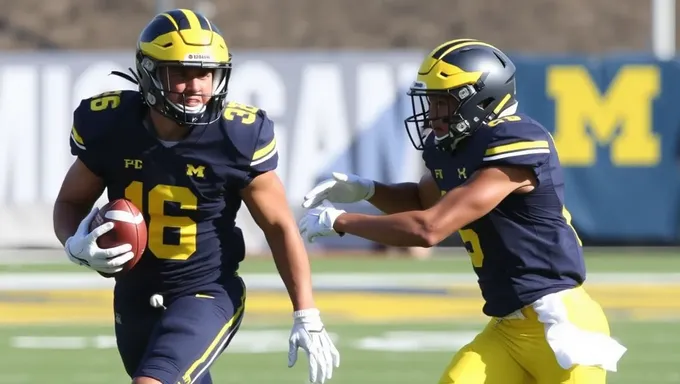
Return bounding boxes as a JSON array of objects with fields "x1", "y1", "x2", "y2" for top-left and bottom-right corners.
[{"x1": 0, "y1": 0, "x2": 678, "y2": 383}]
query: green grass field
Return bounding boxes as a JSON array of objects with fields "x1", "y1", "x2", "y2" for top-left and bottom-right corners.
[
  {"x1": 1, "y1": 320, "x2": 677, "y2": 383},
  {"x1": 0, "y1": 249, "x2": 678, "y2": 383}
]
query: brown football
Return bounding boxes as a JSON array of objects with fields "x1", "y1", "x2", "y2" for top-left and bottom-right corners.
[{"x1": 89, "y1": 199, "x2": 147, "y2": 278}]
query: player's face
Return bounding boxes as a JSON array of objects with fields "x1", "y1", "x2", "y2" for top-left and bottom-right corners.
[
  {"x1": 427, "y1": 95, "x2": 459, "y2": 138},
  {"x1": 162, "y1": 67, "x2": 214, "y2": 108}
]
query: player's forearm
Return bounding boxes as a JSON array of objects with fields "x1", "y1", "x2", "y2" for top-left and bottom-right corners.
[
  {"x1": 52, "y1": 201, "x2": 90, "y2": 246},
  {"x1": 334, "y1": 211, "x2": 440, "y2": 248},
  {"x1": 266, "y1": 225, "x2": 316, "y2": 311},
  {"x1": 367, "y1": 182, "x2": 422, "y2": 214}
]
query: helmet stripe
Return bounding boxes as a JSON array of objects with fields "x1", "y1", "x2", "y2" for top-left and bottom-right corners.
[
  {"x1": 432, "y1": 39, "x2": 478, "y2": 59},
  {"x1": 179, "y1": 9, "x2": 202, "y2": 30},
  {"x1": 165, "y1": 9, "x2": 190, "y2": 30},
  {"x1": 159, "y1": 13, "x2": 179, "y2": 30},
  {"x1": 139, "y1": 14, "x2": 177, "y2": 43},
  {"x1": 438, "y1": 41, "x2": 499, "y2": 61}
]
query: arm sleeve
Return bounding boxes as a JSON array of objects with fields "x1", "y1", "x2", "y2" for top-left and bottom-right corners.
[
  {"x1": 69, "y1": 101, "x2": 108, "y2": 177},
  {"x1": 248, "y1": 115, "x2": 278, "y2": 175},
  {"x1": 480, "y1": 119, "x2": 552, "y2": 183},
  {"x1": 229, "y1": 109, "x2": 279, "y2": 187}
]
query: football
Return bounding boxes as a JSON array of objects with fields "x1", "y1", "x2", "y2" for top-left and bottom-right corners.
[{"x1": 89, "y1": 198, "x2": 148, "y2": 278}]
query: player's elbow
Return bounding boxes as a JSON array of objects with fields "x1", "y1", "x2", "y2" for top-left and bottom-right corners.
[
  {"x1": 414, "y1": 234, "x2": 437, "y2": 248},
  {"x1": 413, "y1": 214, "x2": 447, "y2": 248},
  {"x1": 418, "y1": 230, "x2": 445, "y2": 248}
]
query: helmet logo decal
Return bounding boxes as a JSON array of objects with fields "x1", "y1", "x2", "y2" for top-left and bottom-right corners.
[{"x1": 184, "y1": 53, "x2": 213, "y2": 61}]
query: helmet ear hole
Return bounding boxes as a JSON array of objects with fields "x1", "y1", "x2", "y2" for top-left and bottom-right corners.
[{"x1": 477, "y1": 97, "x2": 494, "y2": 110}]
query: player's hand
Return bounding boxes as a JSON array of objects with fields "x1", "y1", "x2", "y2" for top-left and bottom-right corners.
[
  {"x1": 298, "y1": 201, "x2": 346, "y2": 243},
  {"x1": 64, "y1": 207, "x2": 134, "y2": 275},
  {"x1": 288, "y1": 308, "x2": 340, "y2": 384},
  {"x1": 301, "y1": 172, "x2": 375, "y2": 209}
]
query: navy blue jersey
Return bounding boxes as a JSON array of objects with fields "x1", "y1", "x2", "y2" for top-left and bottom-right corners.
[
  {"x1": 70, "y1": 90, "x2": 278, "y2": 299},
  {"x1": 423, "y1": 113, "x2": 585, "y2": 317}
]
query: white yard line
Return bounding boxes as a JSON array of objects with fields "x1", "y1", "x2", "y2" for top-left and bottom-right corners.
[{"x1": 0, "y1": 272, "x2": 679, "y2": 291}]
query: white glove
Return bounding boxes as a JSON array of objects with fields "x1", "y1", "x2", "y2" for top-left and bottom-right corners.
[
  {"x1": 288, "y1": 308, "x2": 340, "y2": 384},
  {"x1": 298, "y1": 201, "x2": 346, "y2": 243},
  {"x1": 302, "y1": 172, "x2": 375, "y2": 209},
  {"x1": 64, "y1": 207, "x2": 134, "y2": 275}
]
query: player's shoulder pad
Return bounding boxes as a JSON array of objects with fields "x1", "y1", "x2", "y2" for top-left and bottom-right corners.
[
  {"x1": 221, "y1": 101, "x2": 278, "y2": 169},
  {"x1": 479, "y1": 113, "x2": 552, "y2": 166},
  {"x1": 71, "y1": 90, "x2": 142, "y2": 151}
]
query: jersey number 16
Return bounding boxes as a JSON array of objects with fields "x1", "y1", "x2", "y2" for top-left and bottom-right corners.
[{"x1": 125, "y1": 181, "x2": 198, "y2": 261}]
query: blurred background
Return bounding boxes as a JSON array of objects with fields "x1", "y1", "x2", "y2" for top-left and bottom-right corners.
[{"x1": 0, "y1": 0, "x2": 679, "y2": 383}]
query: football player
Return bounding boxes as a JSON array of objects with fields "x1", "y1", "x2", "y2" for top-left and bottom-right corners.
[
  {"x1": 299, "y1": 39, "x2": 626, "y2": 383},
  {"x1": 53, "y1": 9, "x2": 339, "y2": 384}
]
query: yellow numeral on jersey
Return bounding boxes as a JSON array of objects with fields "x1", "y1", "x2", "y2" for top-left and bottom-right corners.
[
  {"x1": 223, "y1": 101, "x2": 259, "y2": 125},
  {"x1": 458, "y1": 228, "x2": 484, "y2": 268},
  {"x1": 90, "y1": 91, "x2": 122, "y2": 111},
  {"x1": 125, "y1": 181, "x2": 198, "y2": 261},
  {"x1": 487, "y1": 115, "x2": 521, "y2": 127}
]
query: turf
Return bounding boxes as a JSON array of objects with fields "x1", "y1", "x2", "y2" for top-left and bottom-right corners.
[
  {"x1": 0, "y1": 248, "x2": 679, "y2": 383},
  {"x1": 0, "y1": 320, "x2": 676, "y2": 383},
  {"x1": 1, "y1": 248, "x2": 680, "y2": 273}
]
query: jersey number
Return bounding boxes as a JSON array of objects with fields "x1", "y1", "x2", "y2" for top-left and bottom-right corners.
[
  {"x1": 90, "y1": 91, "x2": 122, "y2": 111},
  {"x1": 125, "y1": 181, "x2": 198, "y2": 261},
  {"x1": 458, "y1": 229, "x2": 484, "y2": 268},
  {"x1": 223, "y1": 101, "x2": 259, "y2": 125},
  {"x1": 458, "y1": 206, "x2": 582, "y2": 268},
  {"x1": 487, "y1": 115, "x2": 521, "y2": 127}
]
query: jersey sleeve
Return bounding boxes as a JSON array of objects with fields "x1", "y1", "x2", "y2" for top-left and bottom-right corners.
[
  {"x1": 227, "y1": 107, "x2": 279, "y2": 187},
  {"x1": 248, "y1": 115, "x2": 278, "y2": 174},
  {"x1": 480, "y1": 117, "x2": 552, "y2": 181},
  {"x1": 69, "y1": 99, "x2": 110, "y2": 177}
]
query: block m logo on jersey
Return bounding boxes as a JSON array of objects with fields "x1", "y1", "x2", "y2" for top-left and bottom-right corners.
[
  {"x1": 547, "y1": 65, "x2": 661, "y2": 167},
  {"x1": 186, "y1": 164, "x2": 206, "y2": 178}
]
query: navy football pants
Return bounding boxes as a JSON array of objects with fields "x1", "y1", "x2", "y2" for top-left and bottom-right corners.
[{"x1": 113, "y1": 278, "x2": 246, "y2": 384}]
